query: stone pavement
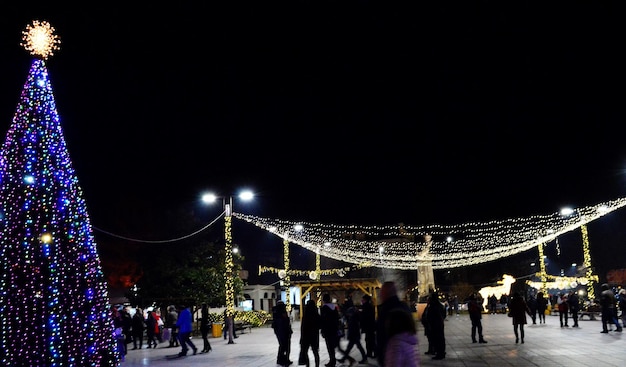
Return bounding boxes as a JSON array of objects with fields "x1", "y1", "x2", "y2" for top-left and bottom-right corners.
[{"x1": 120, "y1": 313, "x2": 623, "y2": 367}]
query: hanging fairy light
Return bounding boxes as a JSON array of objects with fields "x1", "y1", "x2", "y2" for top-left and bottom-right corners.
[{"x1": 235, "y1": 197, "x2": 624, "y2": 270}]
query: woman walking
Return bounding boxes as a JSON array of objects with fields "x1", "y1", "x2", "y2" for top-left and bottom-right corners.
[
  {"x1": 509, "y1": 292, "x2": 531, "y2": 344},
  {"x1": 536, "y1": 292, "x2": 548, "y2": 324},
  {"x1": 338, "y1": 304, "x2": 367, "y2": 365},
  {"x1": 272, "y1": 301, "x2": 293, "y2": 367},
  {"x1": 299, "y1": 299, "x2": 321, "y2": 367},
  {"x1": 199, "y1": 303, "x2": 213, "y2": 353}
]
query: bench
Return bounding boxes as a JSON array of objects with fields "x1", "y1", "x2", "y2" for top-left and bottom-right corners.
[
  {"x1": 234, "y1": 321, "x2": 253, "y2": 334},
  {"x1": 579, "y1": 304, "x2": 602, "y2": 321},
  {"x1": 579, "y1": 311, "x2": 601, "y2": 321}
]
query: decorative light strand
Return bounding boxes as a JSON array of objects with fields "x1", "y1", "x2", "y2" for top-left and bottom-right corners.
[
  {"x1": 581, "y1": 224, "x2": 598, "y2": 299},
  {"x1": 234, "y1": 199, "x2": 623, "y2": 270},
  {"x1": 538, "y1": 242, "x2": 547, "y2": 295},
  {"x1": 259, "y1": 263, "x2": 370, "y2": 278},
  {"x1": 283, "y1": 238, "x2": 291, "y2": 312}
]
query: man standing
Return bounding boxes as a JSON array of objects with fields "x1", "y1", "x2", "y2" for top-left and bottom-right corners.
[
  {"x1": 320, "y1": 293, "x2": 340, "y2": 367},
  {"x1": 467, "y1": 293, "x2": 487, "y2": 344},
  {"x1": 165, "y1": 305, "x2": 179, "y2": 348},
  {"x1": 176, "y1": 304, "x2": 197, "y2": 357},
  {"x1": 376, "y1": 281, "x2": 412, "y2": 366},
  {"x1": 557, "y1": 293, "x2": 569, "y2": 327},
  {"x1": 426, "y1": 292, "x2": 447, "y2": 360},
  {"x1": 526, "y1": 295, "x2": 538, "y2": 325},
  {"x1": 600, "y1": 283, "x2": 622, "y2": 333},
  {"x1": 489, "y1": 294, "x2": 498, "y2": 314},
  {"x1": 360, "y1": 294, "x2": 376, "y2": 359},
  {"x1": 567, "y1": 291, "x2": 580, "y2": 328}
]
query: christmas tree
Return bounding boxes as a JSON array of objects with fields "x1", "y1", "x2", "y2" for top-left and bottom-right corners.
[{"x1": 0, "y1": 21, "x2": 119, "y2": 366}]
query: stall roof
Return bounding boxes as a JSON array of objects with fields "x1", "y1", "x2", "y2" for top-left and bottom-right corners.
[{"x1": 289, "y1": 278, "x2": 382, "y2": 319}]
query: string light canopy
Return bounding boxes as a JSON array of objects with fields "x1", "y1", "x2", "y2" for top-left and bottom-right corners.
[{"x1": 235, "y1": 197, "x2": 626, "y2": 270}]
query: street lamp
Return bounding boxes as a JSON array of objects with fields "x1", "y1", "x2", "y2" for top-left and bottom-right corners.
[{"x1": 201, "y1": 189, "x2": 254, "y2": 344}]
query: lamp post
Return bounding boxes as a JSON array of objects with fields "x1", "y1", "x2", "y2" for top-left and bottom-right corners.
[{"x1": 201, "y1": 189, "x2": 253, "y2": 344}]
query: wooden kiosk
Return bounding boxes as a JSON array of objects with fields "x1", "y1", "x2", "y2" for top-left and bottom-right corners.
[{"x1": 290, "y1": 278, "x2": 382, "y2": 320}]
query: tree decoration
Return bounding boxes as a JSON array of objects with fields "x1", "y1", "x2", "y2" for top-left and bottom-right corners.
[
  {"x1": 20, "y1": 20, "x2": 61, "y2": 60},
  {"x1": 0, "y1": 21, "x2": 117, "y2": 366}
]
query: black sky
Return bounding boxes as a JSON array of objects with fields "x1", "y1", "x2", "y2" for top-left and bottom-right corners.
[{"x1": 2, "y1": 2, "x2": 626, "y2": 284}]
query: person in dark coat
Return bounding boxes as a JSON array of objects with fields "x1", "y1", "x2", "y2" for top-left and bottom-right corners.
[
  {"x1": 131, "y1": 308, "x2": 145, "y2": 350},
  {"x1": 338, "y1": 305, "x2": 367, "y2": 365},
  {"x1": 420, "y1": 295, "x2": 434, "y2": 356},
  {"x1": 145, "y1": 310, "x2": 158, "y2": 348},
  {"x1": 467, "y1": 293, "x2": 487, "y2": 343},
  {"x1": 526, "y1": 295, "x2": 538, "y2": 324},
  {"x1": 600, "y1": 283, "x2": 622, "y2": 333},
  {"x1": 272, "y1": 301, "x2": 293, "y2": 367},
  {"x1": 320, "y1": 293, "x2": 340, "y2": 367},
  {"x1": 557, "y1": 293, "x2": 569, "y2": 327},
  {"x1": 536, "y1": 292, "x2": 548, "y2": 324},
  {"x1": 376, "y1": 281, "x2": 412, "y2": 366},
  {"x1": 488, "y1": 294, "x2": 498, "y2": 314},
  {"x1": 509, "y1": 292, "x2": 530, "y2": 343},
  {"x1": 360, "y1": 294, "x2": 376, "y2": 358},
  {"x1": 299, "y1": 299, "x2": 321, "y2": 367},
  {"x1": 425, "y1": 292, "x2": 446, "y2": 360},
  {"x1": 198, "y1": 303, "x2": 212, "y2": 353},
  {"x1": 165, "y1": 305, "x2": 179, "y2": 347},
  {"x1": 120, "y1": 307, "x2": 133, "y2": 348},
  {"x1": 567, "y1": 291, "x2": 580, "y2": 328}
]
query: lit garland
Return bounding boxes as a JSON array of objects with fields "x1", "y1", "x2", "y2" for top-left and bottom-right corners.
[
  {"x1": 259, "y1": 263, "x2": 371, "y2": 278},
  {"x1": 527, "y1": 274, "x2": 592, "y2": 291},
  {"x1": 283, "y1": 238, "x2": 291, "y2": 312},
  {"x1": 538, "y1": 242, "x2": 547, "y2": 294},
  {"x1": 0, "y1": 22, "x2": 117, "y2": 366},
  {"x1": 235, "y1": 199, "x2": 624, "y2": 270},
  {"x1": 315, "y1": 249, "x2": 321, "y2": 280},
  {"x1": 581, "y1": 224, "x2": 598, "y2": 299},
  {"x1": 224, "y1": 210, "x2": 235, "y2": 318}
]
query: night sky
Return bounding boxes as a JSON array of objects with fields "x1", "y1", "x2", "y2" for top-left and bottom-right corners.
[{"x1": 1, "y1": 2, "x2": 626, "y2": 286}]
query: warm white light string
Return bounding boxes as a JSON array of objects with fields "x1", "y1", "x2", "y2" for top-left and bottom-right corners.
[{"x1": 234, "y1": 198, "x2": 626, "y2": 270}]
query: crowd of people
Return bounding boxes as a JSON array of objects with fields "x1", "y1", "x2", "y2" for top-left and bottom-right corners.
[
  {"x1": 282, "y1": 281, "x2": 420, "y2": 367},
  {"x1": 109, "y1": 303, "x2": 208, "y2": 359},
  {"x1": 110, "y1": 282, "x2": 626, "y2": 366}
]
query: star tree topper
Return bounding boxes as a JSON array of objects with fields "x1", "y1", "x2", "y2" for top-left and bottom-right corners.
[{"x1": 20, "y1": 20, "x2": 61, "y2": 60}]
